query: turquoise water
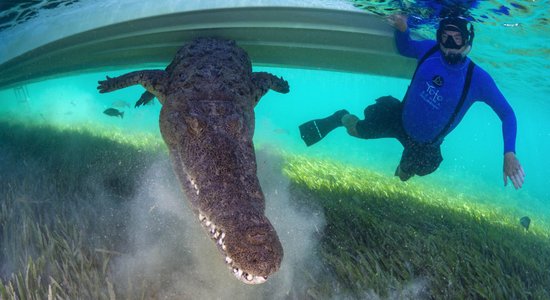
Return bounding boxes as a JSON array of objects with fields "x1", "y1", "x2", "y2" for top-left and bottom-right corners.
[
  {"x1": 1, "y1": 61, "x2": 548, "y2": 214},
  {"x1": 0, "y1": 0, "x2": 549, "y2": 297}
]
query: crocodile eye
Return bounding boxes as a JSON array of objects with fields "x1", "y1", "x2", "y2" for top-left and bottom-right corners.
[{"x1": 185, "y1": 116, "x2": 206, "y2": 135}]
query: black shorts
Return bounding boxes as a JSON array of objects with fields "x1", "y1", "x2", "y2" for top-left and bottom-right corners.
[{"x1": 355, "y1": 96, "x2": 443, "y2": 177}]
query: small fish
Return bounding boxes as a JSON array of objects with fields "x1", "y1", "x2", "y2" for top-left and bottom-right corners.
[
  {"x1": 111, "y1": 100, "x2": 131, "y2": 108},
  {"x1": 103, "y1": 108, "x2": 124, "y2": 118},
  {"x1": 519, "y1": 216, "x2": 531, "y2": 230}
]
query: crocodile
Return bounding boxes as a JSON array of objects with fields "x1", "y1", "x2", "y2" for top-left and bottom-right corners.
[{"x1": 97, "y1": 37, "x2": 289, "y2": 284}]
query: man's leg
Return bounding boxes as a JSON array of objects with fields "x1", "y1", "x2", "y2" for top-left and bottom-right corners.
[
  {"x1": 342, "y1": 113, "x2": 361, "y2": 137},
  {"x1": 395, "y1": 164, "x2": 415, "y2": 181},
  {"x1": 300, "y1": 95, "x2": 405, "y2": 147},
  {"x1": 396, "y1": 142, "x2": 443, "y2": 181},
  {"x1": 351, "y1": 96, "x2": 405, "y2": 140}
]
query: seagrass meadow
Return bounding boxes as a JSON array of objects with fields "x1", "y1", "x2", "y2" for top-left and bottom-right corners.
[{"x1": 1, "y1": 121, "x2": 549, "y2": 299}]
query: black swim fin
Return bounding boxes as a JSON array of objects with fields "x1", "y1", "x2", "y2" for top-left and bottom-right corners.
[{"x1": 299, "y1": 109, "x2": 349, "y2": 146}]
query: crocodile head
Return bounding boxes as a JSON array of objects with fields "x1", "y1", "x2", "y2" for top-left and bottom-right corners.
[{"x1": 160, "y1": 99, "x2": 283, "y2": 284}]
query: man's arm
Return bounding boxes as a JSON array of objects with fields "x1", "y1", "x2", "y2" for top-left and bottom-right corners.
[
  {"x1": 387, "y1": 14, "x2": 435, "y2": 59},
  {"x1": 472, "y1": 68, "x2": 525, "y2": 189},
  {"x1": 387, "y1": 14, "x2": 408, "y2": 32},
  {"x1": 504, "y1": 152, "x2": 525, "y2": 189}
]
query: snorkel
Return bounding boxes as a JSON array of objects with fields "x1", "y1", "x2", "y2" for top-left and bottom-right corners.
[{"x1": 437, "y1": 17, "x2": 475, "y2": 64}]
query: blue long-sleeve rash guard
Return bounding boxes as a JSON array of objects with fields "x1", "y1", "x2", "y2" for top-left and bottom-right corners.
[{"x1": 395, "y1": 29, "x2": 517, "y2": 154}]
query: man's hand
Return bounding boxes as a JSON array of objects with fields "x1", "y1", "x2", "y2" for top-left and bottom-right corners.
[
  {"x1": 387, "y1": 14, "x2": 408, "y2": 32},
  {"x1": 341, "y1": 114, "x2": 360, "y2": 137},
  {"x1": 503, "y1": 152, "x2": 525, "y2": 189}
]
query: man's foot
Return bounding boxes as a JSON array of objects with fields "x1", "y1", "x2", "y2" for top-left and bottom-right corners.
[
  {"x1": 332, "y1": 109, "x2": 350, "y2": 126},
  {"x1": 395, "y1": 165, "x2": 414, "y2": 181}
]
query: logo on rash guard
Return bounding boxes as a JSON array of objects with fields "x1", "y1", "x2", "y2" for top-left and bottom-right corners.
[
  {"x1": 432, "y1": 75, "x2": 444, "y2": 87},
  {"x1": 420, "y1": 81, "x2": 443, "y2": 109}
]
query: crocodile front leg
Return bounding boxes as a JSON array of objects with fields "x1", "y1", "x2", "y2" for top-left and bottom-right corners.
[
  {"x1": 97, "y1": 70, "x2": 169, "y2": 104},
  {"x1": 251, "y1": 72, "x2": 290, "y2": 106}
]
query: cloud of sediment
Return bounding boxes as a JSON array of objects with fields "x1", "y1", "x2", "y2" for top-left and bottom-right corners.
[{"x1": 111, "y1": 149, "x2": 326, "y2": 298}]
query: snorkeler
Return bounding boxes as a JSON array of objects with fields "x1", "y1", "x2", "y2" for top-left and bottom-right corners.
[{"x1": 299, "y1": 14, "x2": 525, "y2": 189}]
